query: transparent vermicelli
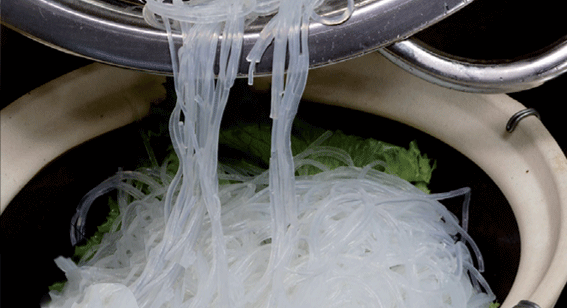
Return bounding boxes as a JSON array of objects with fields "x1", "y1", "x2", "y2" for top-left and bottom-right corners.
[
  {"x1": 48, "y1": 0, "x2": 496, "y2": 306},
  {"x1": 55, "y1": 145, "x2": 496, "y2": 308}
]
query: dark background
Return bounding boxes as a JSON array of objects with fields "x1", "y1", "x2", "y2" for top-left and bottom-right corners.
[{"x1": 1, "y1": 0, "x2": 566, "y2": 306}]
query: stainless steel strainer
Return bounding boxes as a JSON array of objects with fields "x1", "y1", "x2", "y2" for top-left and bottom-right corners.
[
  {"x1": 1, "y1": 0, "x2": 471, "y2": 74},
  {"x1": 1, "y1": 0, "x2": 566, "y2": 93}
]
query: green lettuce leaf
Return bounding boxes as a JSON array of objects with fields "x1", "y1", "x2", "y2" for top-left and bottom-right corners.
[
  {"x1": 219, "y1": 120, "x2": 436, "y2": 193},
  {"x1": 72, "y1": 197, "x2": 121, "y2": 263}
]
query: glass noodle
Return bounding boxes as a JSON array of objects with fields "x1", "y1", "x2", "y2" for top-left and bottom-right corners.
[{"x1": 50, "y1": 0, "x2": 495, "y2": 307}]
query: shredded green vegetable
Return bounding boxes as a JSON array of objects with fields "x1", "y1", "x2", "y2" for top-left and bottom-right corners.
[
  {"x1": 219, "y1": 120, "x2": 436, "y2": 193},
  {"x1": 72, "y1": 198, "x2": 121, "y2": 263},
  {"x1": 489, "y1": 302, "x2": 501, "y2": 308}
]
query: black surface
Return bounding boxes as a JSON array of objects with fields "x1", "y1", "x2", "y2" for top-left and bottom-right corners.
[{"x1": 2, "y1": 0, "x2": 567, "y2": 305}]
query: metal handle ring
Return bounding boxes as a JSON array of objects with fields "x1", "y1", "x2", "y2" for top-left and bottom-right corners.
[
  {"x1": 379, "y1": 36, "x2": 567, "y2": 93},
  {"x1": 506, "y1": 108, "x2": 541, "y2": 133}
]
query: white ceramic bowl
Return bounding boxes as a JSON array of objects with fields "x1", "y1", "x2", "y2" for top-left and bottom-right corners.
[
  {"x1": 1, "y1": 54, "x2": 566, "y2": 308},
  {"x1": 1, "y1": 64, "x2": 166, "y2": 212}
]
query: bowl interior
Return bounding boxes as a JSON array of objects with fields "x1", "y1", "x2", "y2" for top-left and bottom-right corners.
[{"x1": 0, "y1": 79, "x2": 520, "y2": 306}]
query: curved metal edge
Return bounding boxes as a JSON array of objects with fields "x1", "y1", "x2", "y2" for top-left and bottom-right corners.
[
  {"x1": 1, "y1": 0, "x2": 173, "y2": 74},
  {"x1": 513, "y1": 300, "x2": 542, "y2": 308},
  {"x1": 379, "y1": 36, "x2": 567, "y2": 93},
  {"x1": 2, "y1": 0, "x2": 472, "y2": 75},
  {"x1": 506, "y1": 108, "x2": 541, "y2": 133}
]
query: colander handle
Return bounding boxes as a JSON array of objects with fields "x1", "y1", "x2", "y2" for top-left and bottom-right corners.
[{"x1": 378, "y1": 35, "x2": 567, "y2": 93}]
